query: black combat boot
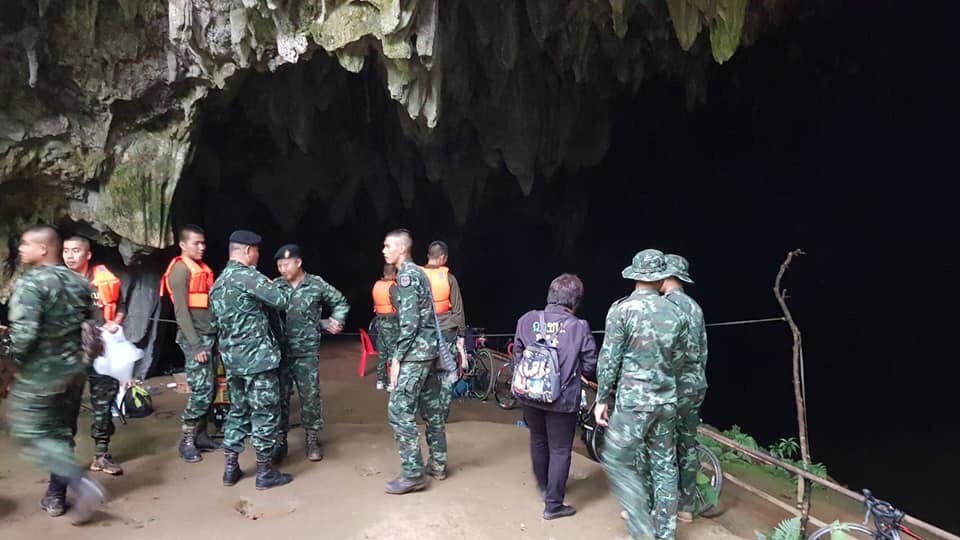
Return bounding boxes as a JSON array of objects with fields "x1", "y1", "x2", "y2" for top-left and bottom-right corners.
[
  {"x1": 425, "y1": 460, "x2": 447, "y2": 481},
  {"x1": 272, "y1": 431, "x2": 288, "y2": 465},
  {"x1": 305, "y1": 430, "x2": 323, "y2": 462},
  {"x1": 194, "y1": 419, "x2": 219, "y2": 452},
  {"x1": 222, "y1": 450, "x2": 243, "y2": 486},
  {"x1": 179, "y1": 429, "x2": 202, "y2": 463},
  {"x1": 255, "y1": 460, "x2": 293, "y2": 490},
  {"x1": 67, "y1": 475, "x2": 106, "y2": 525},
  {"x1": 40, "y1": 474, "x2": 68, "y2": 517},
  {"x1": 384, "y1": 475, "x2": 427, "y2": 495}
]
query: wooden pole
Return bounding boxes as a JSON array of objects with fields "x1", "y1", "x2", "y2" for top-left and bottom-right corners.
[{"x1": 773, "y1": 249, "x2": 813, "y2": 532}]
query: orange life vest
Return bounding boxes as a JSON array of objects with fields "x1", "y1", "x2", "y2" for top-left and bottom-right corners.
[
  {"x1": 372, "y1": 280, "x2": 397, "y2": 315},
  {"x1": 161, "y1": 256, "x2": 214, "y2": 309},
  {"x1": 90, "y1": 265, "x2": 121, "y2": 323},
  {"x1": 421, "y1": 266, "x2": 451, "y2": 315}
]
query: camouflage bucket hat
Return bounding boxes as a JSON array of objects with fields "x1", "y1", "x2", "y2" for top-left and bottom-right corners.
[
  {"x1": 621, "y1": 249, "x2": 673, "y2": 282},
  {"x1": 665, "y1": 253, "x2": 695, "y2": 284}
]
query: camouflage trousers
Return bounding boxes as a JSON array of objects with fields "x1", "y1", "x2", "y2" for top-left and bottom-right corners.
[
  {"x1": 87, "y1": 368, "x2": 119, "y2": 454},
  {"x1": 7, "y1": 370, "x2": 85, "y2": 479},
  {"x1": 602, "y1": 403, "x2": 679, "y2": 540},
  {"x1": 278, "y1": 354, "x2": 323, "y2": 433},
  {"x1": 374, "y1": 315, "x2": 399, "y2": 385},
  {"x1": 387, "y1": 361, "x2": 454, "y2": 478},
  {"x1": 677, "y1": 391, "x2": 706, "y2": 512},
  {"x1": 222, "y1": 369, "x2": 280, "y2": 461},
  {"x1": 177, "y1": 334, "x2": 217, "y2": 429}
]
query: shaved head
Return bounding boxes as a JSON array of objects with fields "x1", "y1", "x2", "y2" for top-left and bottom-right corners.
[
  {"x1": 64, "y1": 235, "x2": 91, "y2": 251},
  {"x1": 19, "y1": 225, "x2": 61, "y2": 266},
  {"x1": 25, "y1": 225, "x2": 60, "y2": 249},
  {"x1": 386, "y1": 229, "x2": 412, "y2": 252},
  {"x1": 383, "y1": 229, "x2": 412, "y2": 266}
]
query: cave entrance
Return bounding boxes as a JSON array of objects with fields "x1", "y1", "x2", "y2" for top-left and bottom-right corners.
[{"x1": 172, "y1": 51, "x2": 609, "y2": 338}]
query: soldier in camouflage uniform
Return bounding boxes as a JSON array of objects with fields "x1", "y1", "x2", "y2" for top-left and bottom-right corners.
[
  {"x1": 381, "y1": 229, "x2": 453, "y2": 494},
  {"x1": 209, "y1": 230, "x2": 293, "y2": 490},
  {"x1": 661, "y1": 254, "x2": 707, "y2": 523},
  {"x1": 595, "y1": 249, "x2": 693, "y2": 540},
  {"x1": 63, "y1": 235, "x2": 124, "y2": 475},
  {"x1": 6, "y1": 225, "x2": 105, "y2": 522},
  {"x1": 420, "y1": 240, "x2": 467, "y2": 481},
  {"x1": 161, "y1": 224, "x2": 220, "y2": 462},
  {"x1": 272, "y1": 244, "x2": 350, "y2": 463},
  {"x1": 372, "y1": 264, "x2": 400, "y2": 389}
]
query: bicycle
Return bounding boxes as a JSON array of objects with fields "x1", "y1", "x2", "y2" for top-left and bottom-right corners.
[
  {"x1": 577, "y1": 377, "x2": 723, "y2": 517},
  {"x1": 806, "y1": 489, "x2": 923, "y2": 540},
  {"x1": 492, "y1": 340, "x2": 517, "y2": 410},
  {"x1": 458, "y1": 328, "x2": 495, "y2": 401}
]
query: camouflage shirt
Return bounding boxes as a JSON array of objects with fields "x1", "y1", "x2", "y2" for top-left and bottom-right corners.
[
  {"x1": 277, "y1": 273, "x2": 350, "y2": 358},
  {"x1": 596, "y1": 288, "x2": 692, "y2": 410},
  {"x1": 210, "y1": 260, "x2": 291, "y2": 376},
  {"x1": 392, "y1": 259, "x2": 439, "y2": 363},
  {"x1": 7, "y1": 264, "x2": 95, "y2": 382},
  {"x1": 665, "y1": 288, "x2": 708, "y2": 395}
]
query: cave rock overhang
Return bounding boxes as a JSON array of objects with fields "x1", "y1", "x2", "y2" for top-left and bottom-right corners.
[{"x1": 0, "y1": 0, "x2": 787, "y2": 278}]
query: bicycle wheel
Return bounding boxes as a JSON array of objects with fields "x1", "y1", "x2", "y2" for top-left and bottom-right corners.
[
  {"x1": 695, "y1": 444, "x2": 723, "y2": 517},
  {"x1": 470, "y1": 349, "x2": 494, "y2": 401},
  {"x1": 807, "y1": 523, "x2": 879, "y2": 540},
  {"x1": 585, "y1": 423, "x2": 605, "y2": 462},
  {"x1": 494, "y1": 363, "x2": 518, "y2": 410}
]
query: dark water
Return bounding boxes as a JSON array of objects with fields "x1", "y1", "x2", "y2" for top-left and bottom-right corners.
[{"x1": 162, "y1": 1, "x2": 959, "y2": 531}]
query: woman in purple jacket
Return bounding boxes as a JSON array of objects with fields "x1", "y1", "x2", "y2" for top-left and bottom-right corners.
[{"x1": 512, "y1": 273, "x2": 598, "y2": 520}]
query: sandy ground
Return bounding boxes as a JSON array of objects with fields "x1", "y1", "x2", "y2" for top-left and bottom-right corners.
[{"x1": 0, "y1": 339, "x2": 864, "y2": 539}]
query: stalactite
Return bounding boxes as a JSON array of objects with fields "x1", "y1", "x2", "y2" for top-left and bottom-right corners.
[{"x1": 0, "y1": 0, "x2": 795, "y2": 288}]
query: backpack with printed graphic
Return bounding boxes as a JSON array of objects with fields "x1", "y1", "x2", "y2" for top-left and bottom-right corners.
[{"x1": 511, "y1": 312, "x2": 562, "y2": 404}]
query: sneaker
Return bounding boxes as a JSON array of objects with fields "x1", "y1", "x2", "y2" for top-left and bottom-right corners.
[
  {"x1": 90, "y1": 454, "x2": 123, "y2": 475},
  {"x1": 376, "y1": 381, "x2": 385, "y2": 390},
  {"x1": 677, "y1": 510, "x2": 694, "y2": 523},
  {"x1": 543, "y1": 505, "x2": 576, "y2": 520}
]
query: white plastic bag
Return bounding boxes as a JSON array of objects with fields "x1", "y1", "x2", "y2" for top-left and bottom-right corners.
[{"x1": 92, "y1": 327, "x2": 142, "y2": 383}]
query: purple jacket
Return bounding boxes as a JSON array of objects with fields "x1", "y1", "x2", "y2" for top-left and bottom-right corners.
[{"x1": 512, "y1": 304, "x2": 598, "y2": 413}]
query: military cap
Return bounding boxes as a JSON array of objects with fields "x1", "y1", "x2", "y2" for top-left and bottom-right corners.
[
  {"x1": 274, "y1": 244, "x2": 302, "y2": 261},
  {"x1": 665, "y1": 253, "x2": 695, "y2": 284},
  {"x1": 621, "y1": 249, "x2": 673, "y2": 282},
  {"x1": 228, "y1": 230, "x2": 262, "y2": 246}
]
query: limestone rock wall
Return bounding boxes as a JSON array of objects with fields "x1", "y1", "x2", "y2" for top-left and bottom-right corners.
[{"x1": 0, "y1": 0, "x2": 794, "y2": 290}]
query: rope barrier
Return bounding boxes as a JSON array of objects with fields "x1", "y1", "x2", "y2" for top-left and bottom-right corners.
[{"x1": 123, "y1": 314, "x2": 788, "y2": 336}]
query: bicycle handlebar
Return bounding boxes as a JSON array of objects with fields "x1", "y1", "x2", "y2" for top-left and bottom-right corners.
[{"x1": 862, "y1": 489, "x2": 906, "y2": 528}]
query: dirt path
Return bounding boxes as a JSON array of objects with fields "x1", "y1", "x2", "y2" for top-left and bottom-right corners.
[{"x1": 0, "y1": 339, "x2": 854, "y2": 539}]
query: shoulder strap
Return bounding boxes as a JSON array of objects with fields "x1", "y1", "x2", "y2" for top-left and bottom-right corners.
[{"x1": 537, "y1": 311, "x2": 548, "y2": 343}]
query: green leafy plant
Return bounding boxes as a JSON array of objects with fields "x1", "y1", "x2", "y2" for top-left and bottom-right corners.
[
  {"x1": 825, "y1": 521, "x2": 860, "y2": 540},
  {"x1": 700, "y1": 427, "x2": 829, "y2": 486},
  {"x1": 695, "y1": 471, "x2": 719, "y2": 509},
  {"x1": 770, "y1": 437, "x2": 800, "y2": 460},
  {"x1": 755, "y1": 517, "x2": 802, "y2": 540}
]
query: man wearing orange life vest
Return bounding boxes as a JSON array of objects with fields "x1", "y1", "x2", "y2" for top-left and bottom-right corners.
[
  {"x1": 419, "y1": 240, "x2": 466, "y2": 480},
  {"x1": 371, "y1": 264, "x2": 400, "y2": 390},
  {"x1": 160, "y1": 224, "x2": 219, "y2": 462},
  {"x1": 62, "y1": 235, "x2": 126, "y2": 476}
]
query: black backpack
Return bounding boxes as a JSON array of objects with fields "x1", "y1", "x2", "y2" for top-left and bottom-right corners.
[
  {"x1": 511, "y1": 312, "x2": 563, "y2": 403},
  {"x1": 121, "y1": 385, "x2": 154, "y2": 418}
]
